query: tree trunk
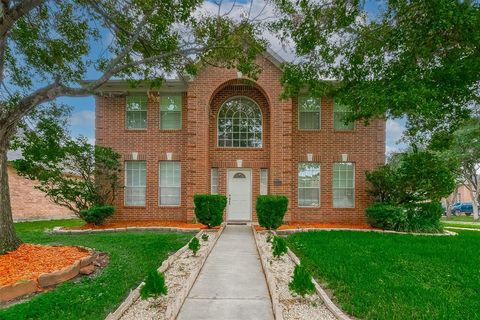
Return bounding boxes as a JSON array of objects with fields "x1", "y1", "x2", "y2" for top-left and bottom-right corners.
[
  {"x1": 470, "y1": 189, "x2": 479, "y2": 221},
  {"x1": 0, "y1": 140, "x2": 21, "y2": 254}
]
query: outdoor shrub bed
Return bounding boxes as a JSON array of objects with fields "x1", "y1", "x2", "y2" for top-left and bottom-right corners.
[
  {"x1": 254, "y1": 231, "x2": 336, "y2": 320},
  {"x1": 118, "y1": 229, "x2": 222, "y2": 320},
  {"x1": 0, "y1": 244, "x2": 96, "y2": 303}
]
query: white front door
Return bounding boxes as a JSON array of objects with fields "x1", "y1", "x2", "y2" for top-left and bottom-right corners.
[{"x1": 227, "y1": 169, "x2": 252, "y2": 221}]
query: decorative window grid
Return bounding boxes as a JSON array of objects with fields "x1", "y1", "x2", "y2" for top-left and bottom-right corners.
[
  {"x1": 333, "y1": 102, "x2": 355, "y2": 130},
  {"x1": 159, "y1": 161, "x2": 181, "y2": 206},
  {"x1": 333, "y1": 162, "x2": 355, "y2": 208},
  {"x1": 298, "y1": 96, "x2": 321, "y2": 130},
  {"x1": 211, "y1": 168, "x2": 219, "y2": 194},
  {"x1": 125, "y1": 161, "x2": 146, "y2": 206},
  {"x1": 126, "y1": 96, "x2": 147, "y2": 129},
  {"x1": 298, "y1": 163, "x2": 320, "y2": 207},
  {"x1": 260, "y1": 169, "x2": 268, "y2": 195},
  {"x1": 160, "y1": 95, "x2": 182, "y2": 129}
]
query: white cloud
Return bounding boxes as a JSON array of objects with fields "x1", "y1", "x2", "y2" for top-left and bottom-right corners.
[
  {"x1": 70, "y1": 110, "x2": 95, "y2": 126},
  {"x1": 7, "y1": 149, "x2": 21, "y2": 161},
  {"x1": 385, "y1": 118, "x2": 407, "y2": 155}
]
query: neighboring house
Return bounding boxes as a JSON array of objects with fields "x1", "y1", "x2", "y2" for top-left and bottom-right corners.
[
  {"x1": 8, "y1": 164, "x2": 75, "y2": 221},
  {"x1": 92, "y1": 51, "x2": 385, "y2": 223}
]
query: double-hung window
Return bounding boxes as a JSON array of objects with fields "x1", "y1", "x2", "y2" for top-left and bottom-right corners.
[
  {"x1": 125, "y1": 161, "x2": 147, "y2": 206},
  {"x1": 333, "y1": 102, "x2": 354, "y2": 130},
  {"x1": 211, "y1": 168, "x2": 219, "y2": 194},
  {"x1": 298, "y1": 96, "x2": 321, "y2": 130},
  {"x1": 298, "y1": 163, "x2": 320, "y2": 207},
  {"x1": 333, "y1": 163, "x2": 355, "y2": 208},
  {"x1": 160, "y1": 95, "x2": 182, "y2": 129},
  {"x1": 126, "y1": 96, "x2": 147, "y2": 129},
  {"x1": 159, "y1": 161, "x2": 181, "y2": 205}
]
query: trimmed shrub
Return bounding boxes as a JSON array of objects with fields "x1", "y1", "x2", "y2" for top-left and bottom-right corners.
[
  {"x1": 140, "y1": 269, "x2": 167, "y2": 299},
  {"x1": 189, "y1": 237, "x2": 200, "y2": 256},
  {"x1": 79, "y1": 205, "x2": 115, "y2": 225},
  {"x1": 366, "y1": 201, "x2": 444, "y2": 233},
  {"x1": 272, "y1": 236, "x2": 287, "y2": 258},
  {"x1": 403, "y1": 201, "x2": 443, "y2": 233},
  {"x1": 201, "y1": 233, "x2": 209, "y2": 241},
  {"x1": 193, "y1": 194, "x2": 227, "y2": 228},
  {"x1": 289, "y1": 264, "x2": 315, "y2": 297},
  {"x1": 365, "y1": 202, "x2": 407, "y2": 231},
  {"x1": 256, "y1": 195, "x2": 288, "y2": 230}
]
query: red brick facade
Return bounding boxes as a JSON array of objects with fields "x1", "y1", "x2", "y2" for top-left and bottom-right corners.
[{"x1": 95, "y1": 54, "x2": 385, "y2": 223}]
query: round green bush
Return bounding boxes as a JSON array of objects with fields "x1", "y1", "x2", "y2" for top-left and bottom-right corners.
[
  {"x1": 79, "y1": 205, "x2": 115, "y2": 225},
  {"x1": 193, "y1": 194, "x2": 227, "y2": 228},
  {"x1": 256, "y1": 195, "x2": 288, "y2": 230},
  {"x1": 365, "y1": 202, "x2": 407, "y2": 231}
]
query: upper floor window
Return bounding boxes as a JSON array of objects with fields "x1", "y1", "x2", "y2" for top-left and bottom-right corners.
[
  {"x1": 217, "y1": 97, "x2": 262, "y2": 148},
  {"x1": 333, "y1": 102, "x2": 354, "y2": 130},
  {"x1": 298, "y1": 96, "x2": 320, "y2": 130},
  {"x1": 160, "y1": 95, "x2": 182, "y2": 130},
  {"x1": 126, "y1": 96, "x2": 147, "y2": 129}
]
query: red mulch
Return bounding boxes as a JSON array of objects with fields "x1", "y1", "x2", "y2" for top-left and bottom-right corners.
[
  {"x1": 67, "y1": 220, "x2": 213, "y2": 230},
  {"x1": 255, "y1": 222, "x2": 374, "y2": 231},
  {"x1": 0, "y1": 244, "x2": 90, "y2": 287}
]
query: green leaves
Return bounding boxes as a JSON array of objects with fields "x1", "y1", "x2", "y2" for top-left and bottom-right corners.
[{"x1": 275, "y1": 0, "x2": 480, "y2": 142}]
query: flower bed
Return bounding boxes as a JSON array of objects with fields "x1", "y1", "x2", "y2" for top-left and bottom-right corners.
[
  {"x1": 67, "y1": 220, "x2": 208, "y2": 230},
  {"x1": 0, "y1": 244, "x2": 95, "y2": 303},
  {"x1": 254, "y1": 231, "x2": 337, "y2": 320},
  {"x1": 109, "y1": 228, "x2": 223, "y2": 320}
]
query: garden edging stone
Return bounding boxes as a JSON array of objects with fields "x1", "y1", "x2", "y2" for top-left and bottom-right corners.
[
  {"x1": 38, "y1": 260, "x2": 81, "y2": 288},
  {"x1": 106, "y1": 224, "x2": 225, "y2": 320},
  {"x1": 276, "y1": 227, "x2": 457, "y2": 237},
  {"x1": 0, "y1": 280, "x2": 37, "y2": 302}
]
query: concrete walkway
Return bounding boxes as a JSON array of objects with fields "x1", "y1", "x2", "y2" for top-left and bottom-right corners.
[{"x1": 177, "y1": 225, "x2": 274, "y2": 320}]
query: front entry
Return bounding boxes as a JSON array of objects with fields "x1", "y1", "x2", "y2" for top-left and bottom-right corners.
[{"x1": 227, "y1": 169, "x2": 252, "y2": 221}]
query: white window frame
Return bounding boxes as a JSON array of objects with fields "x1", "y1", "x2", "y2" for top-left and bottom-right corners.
[
  {"x1": 333, "y1": 100, "x2": 355, "y2": 131},
  {"x1": 160, "y1": 94, "x2": 182, "y2": 130},
  {"x1": 217, "y1": 96, "x2": 263, "y2": 148},
  {"x1": 298, "y1": 96, "x2": 321, "y2": 130},
  {"x1": 260, "y1": 168, "x2": 268, "y2": 195},
  {"x1": 126, "y1": 96, "x2": 148, "y2": 130},
  {"x1": 298, "y1": 163, "x2": 321, "y2": 207},
  {"x1": 211, "y1": 168, "x2": 219, "y2": 194},
  {"x1": 333, "y1": 162, "x2": 355, "y2": 208},
  {"x1": 124, "y1": 161, "x2": 147, "y2": 206},
  {"x1": 159, "y1": 161, "x2": 181, "y2": 206}
]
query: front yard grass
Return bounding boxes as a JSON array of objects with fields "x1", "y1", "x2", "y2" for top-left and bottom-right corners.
[
  {"x1": 441, "y1": 215, "x2": 478, "y2": 222},
  {"x1": 0, "y1": 219, "x2": 192, "y2": 320},
  {"x1": 287, "y1": 230, "x2": 480, "y2": 320},
  {"x1": 443, "y1": 222, "x2": 480, "y2": 229}
]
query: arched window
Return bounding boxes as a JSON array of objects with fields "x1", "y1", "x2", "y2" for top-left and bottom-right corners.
[{"x1": 217, "y1": 97, "x2": 262, "y2": 148}]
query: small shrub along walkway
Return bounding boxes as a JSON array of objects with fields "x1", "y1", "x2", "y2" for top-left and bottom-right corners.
[
  {"x1": 287, "y1": 230, "x2": 480, "y2": 320},
  {"x1": 0, "y1": 219, "x2": 192, "y2": 320}
]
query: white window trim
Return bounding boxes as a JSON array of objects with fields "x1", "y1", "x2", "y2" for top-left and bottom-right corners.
[
  {"x1": 298, "y1": 96, "x2": 321, "y2": 131},
  {"x1": 159, "y1": 161, "x2": 181, "y2": 206},
  {"x1": 159, "y1": 94, "x2": 182, "y2": 130},
  {"x1": 124, "y1": 161, "x2": 147, "y2": 206},
  {"x1": 298, "y1": 163, "x2": 321, "y2": 208},
  {"x1": 126, "y1": 96, "x2": 148, "y2": 130},
  {"x1": 332, "y1": 162, "x2": 355, "y2": 208},
  {"x1": 217, "y1": 96, "x2": 263, "y2": 148}
]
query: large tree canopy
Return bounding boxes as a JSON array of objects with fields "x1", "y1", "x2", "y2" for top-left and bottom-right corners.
[
  {"x1": 273, "y1": 0, "x2": 480, "y2": 141},
  {"x1": 0, "y1": 0, "x2": 270, "y2": 253}
]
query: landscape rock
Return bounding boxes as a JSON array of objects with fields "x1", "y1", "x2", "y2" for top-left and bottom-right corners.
[
  {"x1": 0, "y1": 280, "x2": 37, "y2": 302},
  {"x1": 38, "y1": 261, "x2": 80, "y2": 288}
]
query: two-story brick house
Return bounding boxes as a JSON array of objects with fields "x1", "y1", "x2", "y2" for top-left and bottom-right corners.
[{"x1": 93, "y1": 50, "x2": 385, "y2": 224}]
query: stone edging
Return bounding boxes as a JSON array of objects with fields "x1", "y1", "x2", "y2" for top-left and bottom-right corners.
[
  {"x1": 276, "y1": 227, "x2": 457, "y2": 237},
  {"x1": 0, "y1": 247, "x2": 95, "y2": 303},
  {"x1": 105, "y1": 224, "x2": 225, "y2": 320},
  {"x1": 252, "y1": 227, "x2": 353, "y2": 320},
  {"x1": 285, "y1": 247, "x2": 353, "y2": 320},
  {"x1": 251, "y1": 226, "x2": 283, "y2": 320},
  {"x1": 51, "y1": 226, "x2": 201, "y2": 234}
]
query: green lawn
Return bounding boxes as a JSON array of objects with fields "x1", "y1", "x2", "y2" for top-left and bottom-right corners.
[
  {"x1": 0, "y1": 219, "x2": 192, "y2": 320},
  {"x1": 443, "y1": 222, "x2": 480, "y2": 229},
  {"x1": 287, "y1": 230, "x2": 480, "y2": 320},
  {"x1": 441, "y1": 215, "x2": 478, "y2": 223}
]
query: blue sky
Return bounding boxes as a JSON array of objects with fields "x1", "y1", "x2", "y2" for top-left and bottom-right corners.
[{"x1": 9, "y1": 0, "x2": 407, "y2": 159}]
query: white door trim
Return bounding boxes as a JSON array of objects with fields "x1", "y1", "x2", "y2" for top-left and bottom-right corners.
[{"x1": 226, "y1": 168, "x2": 252, "y2": 221}]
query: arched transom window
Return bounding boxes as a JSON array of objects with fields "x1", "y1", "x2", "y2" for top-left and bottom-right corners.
[{"x1": 217, "y1": 97, "x2": 262, "y2": 148}]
